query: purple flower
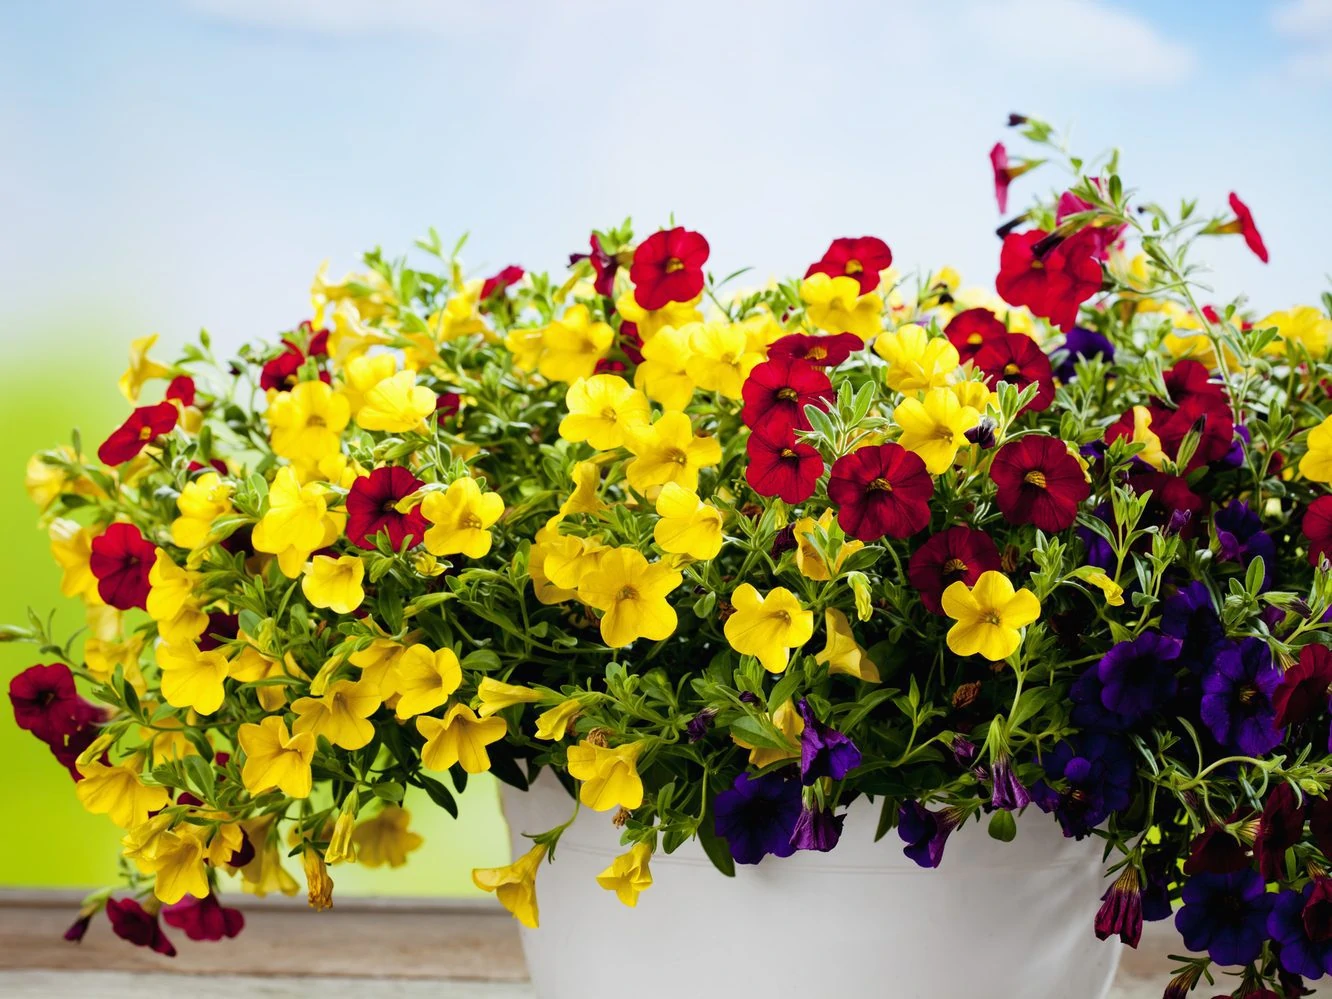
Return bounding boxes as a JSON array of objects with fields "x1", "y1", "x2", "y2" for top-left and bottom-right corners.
[
  {"x1": 795, "y1": 699, "x2": 861, "y2": 785},
  {"x1": 951, "y1": 735, "x2": 978, "y2": 767},
  {"x1": 1141, "y1": 850, "x2": 1174, "y2": 922},
  {"x1": 1214, "y1": 499, "x2": 1275, "y2": 588},
  {"x1": 1161, "y1": 581, "x2": 1226, "y2": 672},
  {"x1": 990, "y1": 754, "x2": 1030, "y2": 810},
  {"x1": 1200, "y1": 638, "x2": 1284, "y2": 756},
  {"x1": 1268, "y1": 881, "x2": 1332, "y2": 980},
  {"x1": 1095, "y1": 867, "x2": 1143, "y2": 948},
  {"x1": 1218, "y1": 425, "x2": 1250, "y2": 471},
  {"x1": 1030, "y1": 733, "x2": 1133, "y2": 839},
  {"x1": 713, "y1": 772, "x2": 802, "y2": 866},
  {"x1": 1076, "y1": 502, "x2": 1116, "y2": 571},
  {"x1": 790, "y1": 804, "x2": 844, "y2": 853},
  {"x1": 1096, "y1": 631, "x2": 1182, "y2": 724},
  {"x1": 685, "y1": 708, "x2": 717, "y2": 743},
  {"x1": 897, "y1": 801, "x2": 961, "y2": 868},
  {"x1": 1053, "y1": 326, "x2": 1115, "y2": 382},
  {"x1": 1175, "y1": 869, "x2": 1273, "y2": 967}
]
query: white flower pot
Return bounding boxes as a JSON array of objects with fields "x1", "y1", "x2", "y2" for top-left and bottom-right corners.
[{"x1": 500, "y1": 774, "x2": 1121, "y2": 999}]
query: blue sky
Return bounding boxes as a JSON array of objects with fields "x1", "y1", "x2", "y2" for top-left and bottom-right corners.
[{"x1": 1, "y1": 0, "x2": 1330, "y2": 364}]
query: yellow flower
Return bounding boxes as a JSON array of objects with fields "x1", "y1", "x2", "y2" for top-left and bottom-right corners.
[
  {"x1": 893, "y1": 388, "x2": 979, "y2": 474},
  {"x1": 292, "y1": 679, "x2": 380, "y2": 750},
  {"x1": 143, "y1": 825, "x2": 210, "y2": 904},
  {"x1": 118, "y1": 334, "x2": 172, "y2": 402},
  {"x1": 477, "y1": 678, "x2": 542, "y2": 717},
  {"x1": 559, "y1": 461, "x2": 605, "y2": 517},
  {"x1": 1262, "y1": 306, "x2": 1332, "y2": 358},
  {"x1": 683, "y1": 321, "x2": 763, "y2": 399},
  {"x1": 267, "y1": 380, "x2": 350, "y2": 464},
  {"x1": 542, "y1": 532, "x2": 609, "y2": 591},
  {"x1": 253, "y1": 466, "x2": 340, "y2": 577},
  {"x1": 171, "y1": 472, "x2": 234, "y2": 549},
  {"x1": 349, "y1": 639, "x2": 405, "y2": 698},
  {"x1": 352, "y1": 806, "x2": 424, "y2": 868},
  {"x1": 1124, "y1": 405, "x2": 1167, "y2": 470},
  {"x1": 237, "y1": 715, "x2": 317, "y2": 798},
  {"x1": 1301, "y1": 415, "x2": 1332, "y2": 483},
  {"x1": 874, "y1": 324, "x2": 961, "y2": 393},
  {"x1": 615, "y1": 292, "x2": 703, "y2": 341},
  {"x1": 800, "y1": 273, "x2": 883, "y2": 339},
  {"x1": 566, "y1": 740, "x2": 645, "y2": 811},
  {"x1": 49, "y1": 519, "x2": 100, "y2": 603},
  {"x1": 1079, "y1": 569, "x2": 1125, "y2": 607},
  {"x1": 792, "y1": 510, "x2": 863, "y2": 581},
  {"x1": 302, "y1": 846, "x2": 335, "y2": 911},
  {"x1": 339, "y1": 352, "x2": 399, "y2": 416},
  {"x1": 86, "y1": 632, "x2": 146, "y2": 692},
  {"x1": 418, "y1": 703, "x2": 508, "y2": 773},
  {"x1": 156, "y1": 641, "x2": 230, "y2": 714},
  {"x1": 393, "y1": 644, "x2": 463, "y2": 718},
  {"x1": 634, "y1": 323, "x2": 697, "y2": 410},
  {"x1": 941, "y1": 570, "x2": 1041, "y2": 662},
  {"x1": 421, "y1": 477, "x2": 505, "y2": 558},
  {"x1": 558, "y1": 375, "x2": 651, "y2": 451},
  {"x1": 356, "y1": 369, "x2": 437, "y2": 433},
  {"x1": 815, "y1": 608, "x2": 881, "y2": 682},
  {"x1": 325, "y1": 811, "x2": 356, "y2": 864},
  {"x1": 653, "y1": 482, "x2": 724, "y2": 560},
  {"x1": 75, "y1": 761, "x2": 170, "y2": 828},
  {"x1": 534, "y1": 698, "x2": 582, "y2": 740},
  {"x1": 952, "y1": 377, "x2": 998, "y2": 414},
  {"x1": 577, "y1": 548, "x2": 683, "y2": 647},
  {"x1": 732, "y1": 698, "x2": 804, "y2": 767},
  {"x1": 538, "y1": 304, "x2": 614, "y2": 383},
  {"x1": 301, "y1": 554, "x2": 366, "y2": 614},
  {"x1": 473, "y1": 844, "x2": 546, "y2": 929},
  {"x1": 228, "y1": 645, "x2": 294, "y2": 712},
  {"x1": 625, "y1": 411, "x2": 722, "y2": 493},
  {"x1": 723, "y1": 583, "x2": 814, "y2": 673},
  {"x1": 146, "y1": 549, "x2": 208, "y2": 643},
  {"x1": 528, "y1": 526, "x2": 581, "y2": 605},
  {"x1": 596, "y1": 842, "x2": 653, "y2": 907}
]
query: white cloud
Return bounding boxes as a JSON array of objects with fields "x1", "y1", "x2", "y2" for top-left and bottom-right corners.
[{"x1": 1273, "y1": 0, "x2": 1332, "y2": 80}]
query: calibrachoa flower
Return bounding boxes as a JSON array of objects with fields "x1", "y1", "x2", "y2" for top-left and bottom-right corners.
[
  {"x1": 713, "y1": 772, "x2": 803, "y2": 866},
  {"x1": 973, "y1": 331, "x2": 1056, "y2": 412},
  {"x1": 827, "y1": 443, "x2": 933, "y2": 541},
  {"x1": 897, "y1": 801, "x2": 962, "y2": 869},
  {"x1": 945, "y1": 307, "x2": 1007, "y2": 363},
  {"x1": 740, "y1": 357, "x2": 833, "y2": 433},
  {"x1": 995, "y1": 229, "x2": 1103, "y2": 331},
  {"x1": 98, "y1": 401, "x2": 179, "y2": 466},
  {"x1": 724, "y1": 584, "x2": 814, "y2": 674},
  {"x1": 630, "y1": 227, "x2": 709, "y2": 310},
  {"x1": 1273, "y1": 644, "x2": 1332, "y2": 728},
  {"x1": 941, "y1": 570, "x2": 1041, "y2": 662},
  {"x1": 795, "y1": 697, "x2": 861, "y2": 784},
  {"x1": 908, "y1": 526, "x2": 1002, "y2": 615},
  {"x1": 1200, "y1": 638, "x2": 1284, "y2": 756},
  {"x1": 745, "y1": 425, "x2": 823, "y2": 504},
  {"x1": 345, "y1": 466, "x2": 429, "y2": 551},
  {"x1": 1175, "y1": 869, "x2": 1274, "y2": 967},
  {"x1": 804, "y1": 236, "x2": 892, "y2": 295},
  {"x1": 89, "y1": 522, "x2": 156, "y2": 610},
  {"x1": 989, "y1": 434, "x2": 1089, "y2": 532},
  {"x1": 1096, "y1": 632, "x2": 1182, "y2": 725},
  {"x1": 767, "y1": 331, "x2": 863, "y2": 367},
  {"x1": 1268, "y1": 880, "x2": 1332, "y2": 980}
]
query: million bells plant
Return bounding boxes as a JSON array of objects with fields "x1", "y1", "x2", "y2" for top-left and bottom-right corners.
[{"x1": 9, "y1": 115, "x2": 1332, "y2": 995}]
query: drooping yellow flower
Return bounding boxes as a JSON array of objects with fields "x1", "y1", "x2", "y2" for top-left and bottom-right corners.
[
  {"x1": 121, "y1": 813, "x2": 174, "y2": 874},
  {"x1": 941, "y1": 570, "x2": 1041, "y2": 662},
  {"x1": 393, "y1": 644, "x2": 463, "y2": 718},
  {"x1": 653, "y1": 482, "x2": 724, "y2": 560},
  {"x1": 352, "y1": 806, "x2": 424, "y2": 868},
  {"x1": 537, "y1": 304, "x2": 614, "y2": 383},
  {"x1": 356, "y1": 369, "x2": 437, "y2": 433},
  {"x1": 267, "y1": 380, "x2": 350, "y2": 464},
  {"x1": 634, "y1": 323, "x2": 697, "y2": 410},
  {"x1": 421, "y1": 477, "x2": 505, "y2": 558},
  {"x1": 534, "y1": 698, "x2": 583, "y2": 740},
  {"x1": 559, "y1": 461, "x2": 605, "y2": 517},
  {"x1": 1301, "y1": 415, "x2": 1332, "y2": 483},
  {"x1": 558, "y1": 375, "x2": 651, "y2": 451},
  {"x1": 1079, "y1": 569, "x2": 1125, "y2": 607},
  {"x1": 252, "y1": 466, "x2": 337, "y2": 576},
  {"x1": 615, "y1": 292, "x2": 703, "y2": 342},
  {"x1": 143, "y1": 825, "x2": 210, "y2": 904},
  {"x1": 236, "y1": 813, "x2": 301, "y2": 896},
  {"x1": 683, "y1": 321, "x2": 763, "y2": 399},
  {"x1": 800, "y1": 273, "x2": 883, "y2": 339},
  {"x1": 577, "y1": 548, "x2": 683, "y2": 647},
  {"x1": 596, "y1": 842, "x2": 653, "y2": 907},
  {"x1": 473, "y1": 843, "x2": 546, "y2": 929},
  {"x1": 292, "y1": 679, "x2": 380, "y2": 750},
  {"x1": 791, "y1": 510, "x2": 863, "y2": 581},
  {"x1": 49, "y1": 519, "x2": 100, "y2": 603},
  {"x1": 477, "y1": 678, "x2": 542, "y2": 717},
  {"x1": 303, "y1": 846, "x2": 335, "y2": 911},
  {"x1": 418, "y1": 703, "x2": 508, "y2": 773},
  {"x1": 723, "y1": 583, "x2": 814, "y2": 673},
  {"x1": 815, "y1": 608, "x2": 881, "y2": 682},
  {"x1": 76, "y1": 761, "x2": 170, "y2": 828},
  {"x1": 237, "y1": 715, "x2": 316, "y2": 798},
  {"x1": 338, "y1": 352, "x2": 398, "y2": 416},
  {"x1": 566, "y1": 740, "x2": 645, "y2": 811},
  {"x1": 893, "y1": 388, "x2": 980, "y2": 474},
  {"x1": 171, "y1": 472, "x2": 234, "y2": 549},
  {"x1": 1124, "y1": 405, "x2": 1167, "y2": 470},
  {"x1": 732, "y1": 698, "x2": 804, "y2": 767},
  {"x1": 118, "y1": 334, "x2": 172, "y2": 402},
  {"x1": 349, "y1": 639, "x2": 405, "y2": 698},
  {"x1": 146, "y1": 549, "x2": 208, "y2": 644},
  {"x1": 874, "y1": 324, "x2": 961, "y2": 393},
  {"x1": 156, "y1": 641, "x2": 230, "y2": 714},
  {"x1": 325, "y1": 811, "x2": 356, "y2": 864},
  {"x1": 1261, "y1": 306, "x2": 1332, "y2": 359},
  {"x1": 301, "y1": 554, "x2": 366, "y2": 614},
  {"x1": 624, "y1": 411, "x2": 722, "y2": 493}
]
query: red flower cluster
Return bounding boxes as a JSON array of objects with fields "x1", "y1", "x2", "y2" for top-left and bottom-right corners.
[
  {"x1": 909, "y1": 526, "x2": 1002, "y2": 615},
  {"x1": 945, "y1": 308, "x2": 1007, "y2": 363},
  {"x1": 89, "y1": 522, "x2": 156, "y2": 610},
  {"x1": 346, "y1": 466, "x2": 429, "y2": 551},
  {"x1": 97, "y1": 401, "x2": 179, "y2": 466},
  {"x1": 8, "y1": 662, "x2": 105, "y2": 780},
  {"x1": 989, "y1": 435, "x2": 1089, "y2": 533},
  {"x1": 260, "y1": 327, "x2": 330, "y2": 392},
  {"x1": 480, "y1": 265, "x2": 524, "y2": 300},
  {"x1": 1104, "y1": 360, "x2": 1234, "y2": 472},
  {"x1": 828, "y1": 443, "x2": 934, "y2": 541},
  {"x1": 630, "y1": 227, "x2": 709, "y2": 310},
  {"x1": 163, "y1": 893, "x2": 246, "y2": 942},
  {"x1": 995, "y1": 229, "x2": 1103, "y2": 331},
  {"x1": 973, "y1": 331, "x2": 1055, "y2": 413},
  {"x1": 804, "y1": 237, "x2": 892, "y2": 295}
]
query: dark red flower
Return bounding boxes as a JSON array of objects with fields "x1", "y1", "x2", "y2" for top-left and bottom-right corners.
[
  {"x1": 745, "y1": 427, "x2": 823, "y2": 505},
  {"x1": 1183, "y1": 821, "x2": 1252, "y2": 875},
  {"x1": 260, "y1": 340, "x2": 330, "y2": 392},
  {"x1": 908, "y1": 526, "x2": 1002, "y2": 615},
  {"x1": 346, "y1": 466, "x2": 429, "y2": 551},
  {"x1": 1229, "y1": 193, "x2": 1269, "y2": 264},
  {"x1": 162, "y1": 894, "x2": 245, "y2": 942},
  {"x1": 630, "y1": 227, "x2": 709, "y2": 310},
  {"x1": 188, "y1": 459, "x2": 229, "y2": 476},
  {"x1": 995, "y1": 229, "x2": 1103, "y2": 330},
  {"x1": 1305, "y1": 497, "x2": 1332, "y2": 567},
  {"x1": 106, "y1": 897, "x2": 176, "y2": 957},
  {"x1": 973, "y1": 332, "x2": 1055, "y2": 412},
  {"x1": 804, "y1": 237, "x2": 892, "y2": 295},
  {"x1": 1105, "y1": 361, "x2": 1234, "y2": 472},
  {"x1": 165, "y1": 376, "x2": 196, "y2": 407},
  {"x1": 767, "y1": 332, "x2": 863, "y2": 367},
  {"x1": 196, "y1": 612, "x2": 240, "y2": 652},
  {"x1": 990, "y1": 143, "x2": 1013, "y2": 213},
  {"x1": 51, "y1": 719, "x2": 107, "y2": 781},
  {"x1": 1164, "y1": 359, "x2": 1228, "y2": 411},
  {"x1": 618, "y1": 322, "x2": 645, "y2": 365},
  {"x1": 97, "y1": 402, "x2": 179, "y2": 466},
  {"x1": 1254, "y1": 783, "x2": 1304, "y2": 879},
  {"x1": 570, "y1": 233, "x2": 619, "y2": 298},
  {"x1": 435, "y1": 392, "x2": 463, "y2": 419},
  {"x1": 9, "y1": 663, "x2": 99, "y2": 745},
  {"x1": 1055, "y1": 185, "x2": 1125, "y2": 261},
  {"x1": 990, "y1": 435, "x2": 1089, "y2": 533},
  {"x1": 64, "y1": 912, "x2": 93, "y2": 943},
  {"x1": 740, "y1": 358, "x2": 834, "y2": 433},
  {"x1": 89, "y1": 522, "x2": 156, "y2": 610},
  {"x1": 480, "y1": 265, "x2": 524, "y2": 300},
  {"x1": 1126, "y1": 469, "x2": 1205, "y2": 539},
  {"x1": 945, "y1": 308, "x2": 1007, "y2": 363},
  {"x1": 1273, "y1": 644, "x2": 1332, "y2": 728},
  {"x1": 827, "y1": 443, "x2": 933, "y2": 542}
]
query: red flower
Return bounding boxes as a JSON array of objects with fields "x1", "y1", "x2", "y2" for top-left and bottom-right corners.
[
  {"x1": 740, "y1": 358, "x2": 834, "y2": 433},
  {"x1": 163, "y1": 894, "x2": 245, "y2": 942},
  {"x1": 973, "y1": 332, "x2": 1055, "y2": 412},
  {"x1": 1127, "y1": 469, "x2": 1205, "y2": 538},
  {"x1": 995, "y1": 229, "x2": 1103, "y2": 330},
  {"x1": 570, "y1": 234, "x2": 619, "y2": 298},
  {"x1": 908, "y1": 526, "x2": 1002, "y2": 615},
  {"x1": 1055, "y1": 184, "x2": 1125, "y2": 261},
  {"x1": 945, "y1": 308, "x2": 1007, "y2": 363},
  {"x1": 1104, "y1": 361, "x2": 1234, "y2": 472},
  {"x1": 106, "y1": 897, "x2": 177, "y2": 957},
  {"x1": 1304, "y1": 496, "x2": 1332, "y2": 566},
  {"x1": 618, "y1": 322, "x2": 645, "y2": 365},
  {"x1": 827, "y1": 443, "x2": 933, "y2": 542},
  {"x1": 435, "y1": 392, "x2": 462, "y2": 419},
  {"x1": 630, "y1": 227, "x2": 709, "y2": 310},
  {"x1": 1254, "y1": 783, "x2": 1304, "y2": 880},
  {"x1": 165, "y1": 376, "x2": 196, "y2": 407},
  {"x1": 745, "y1": 427, "x2": 823, "y2": 505},
  {"x1": 89, "y1": 522, "x2": 157, "y2": 610},
  {"x1": 346, "y1": 466, "x2": 429, "y2": 551},
  {"x1": 1229, "y1": 193, "x2": 1269, "y2": 264},
  {"x1": 480, "y1": 265, "x2": 524, "y2": 300},
  {"x1": 1164, "y1": 359, "x2": 1228, "y2": 411},
  {"x1": 97, "y1": 401, "x2": 179, "y2": 466},
  {"x1": 804, "y1": 237, "x2": 893, "y2": 295},
  {"x1": 8, "y1": 663, "x2": 100, "y2": 745},
  {"x1": 767, "y1": 332, "x2": 863, "y2": 367},
  {"x1": 260, "y1": 338, "x2": 331, "y2": 392},
  {"x1": 989, "y1": 435, "x2": 1089, "y2": 532},
  {"x1": 1273, "y1": 644, "x2": 1332, "y2": 728},
  {"x1": 196, "y1": 611, "x2": 240, "y2": 652},
  {"x1": 989, "y1": 143, "x2": 1013, "y2": 213}
]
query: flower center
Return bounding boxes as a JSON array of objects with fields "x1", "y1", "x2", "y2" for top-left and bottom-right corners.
[
  {"x1": 1003, "y1": 362, "x2": 1022, "y2": 377},
  {"x1": 1024, "y1": 470, "x2": 1048, "y2": 489},
  {"x1": 1237, "y1": 683, "x2": 1259, "y2": 706},
  {"x1": 942, "y1": 557, "x2": 969, "y2": 582},
  {"x1": 774, "y1": 610, "x2": 791, "y2": 626},
  {"x1": 666, "y1": 448, "x2": 689, "y2": 466},
  {"x1": 307, "y1": 415, "x2": 327, "y2": 428},
  {"x1": 617, "y1": 585, "x2": 639, "y2": 602},
  {"x1": 382, "y1": 499, "x2": 401, "y2": 514},
  {"x1": 463, "y1": 513, "x2": 483, "y2": 530},
  {"x1": 776, "y1": 387, "x2": 799, "y2": 401},
  {"x1": 933, "y1": 426, "x2": 955, "y2": 441},
  {"x1": 868, "y1": 477, "x2": 893, "y2": 493},
  {"x1": 600, "y1": 406, "x2": 618, "y2": 421},
  {"x1": 968, "y1": 333, "x2": 984, "y2": 346},
  {"x1": 780, "y1": 448, "x2": 798, "y2": 459},
  {"x1": 808, "y1": 346, "x2": 827, "y2": 360},
  {"x1": 982, "y1": 611, "x2": 1002, "y2": 626},
  {"x1": 664, "y1": 257, "x2": 685, "y2": 274}
]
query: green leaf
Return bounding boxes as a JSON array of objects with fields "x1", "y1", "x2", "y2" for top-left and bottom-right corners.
[
  {"x1": 413, "y1": 775, "x2": 458, "y2": 818},
  {"x1": 696, "y1": 799, "x2": 736, "y2": 877},
  {"x1": 988, "y1": 811, "x2": 1017, "y2": 842},
  {"x1": 371, "y1": 782, "x2": 406, "y2": 802},
  {"x1": 183, "y1": 755, "x2": 216, "y2": 800},
  {"x1": 728, "y1": 715, "x2": 795, "y2": 751}
]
